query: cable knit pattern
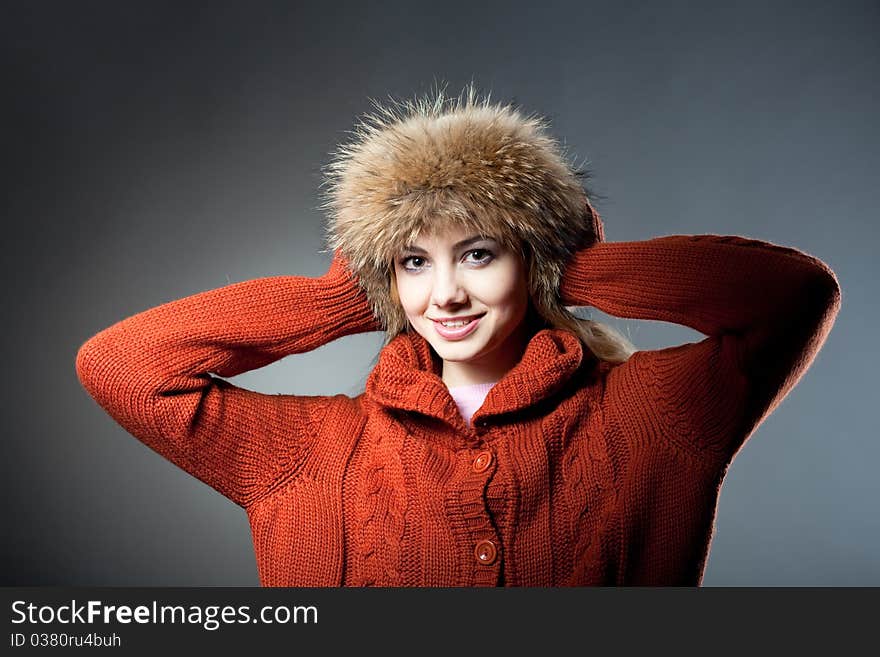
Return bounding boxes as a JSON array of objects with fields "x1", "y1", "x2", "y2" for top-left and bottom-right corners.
[
  {"x1": 75, "y1": 236, "x2": 840, "y2": 585},
  {"x1": 564, "y1": 407, "x2": 619, "y2": 583},
  {"x1": 353, "y1": 417, "x2": 408, "y2": 586}
]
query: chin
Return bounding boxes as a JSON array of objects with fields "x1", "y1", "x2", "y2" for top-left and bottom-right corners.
[
  {"x1": 432, "y1": 346, "x2": 484, "y2": 363},
  {"x1": 426, "y1": 336, "x2": 478, "y2": 356}
]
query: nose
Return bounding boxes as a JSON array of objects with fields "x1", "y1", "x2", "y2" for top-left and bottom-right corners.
[{"x1": 430, "y1": 263, "x2": 468, "y2": 308}]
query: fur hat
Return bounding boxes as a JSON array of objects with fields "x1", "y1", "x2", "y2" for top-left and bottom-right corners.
[{"x1": 319, "y1": 82, "x2": 604, "y2": 336}]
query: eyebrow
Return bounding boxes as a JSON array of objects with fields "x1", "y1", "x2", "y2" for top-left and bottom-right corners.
[{"x1": 402, "y1": 235, "x2": 495, "y2": 255}]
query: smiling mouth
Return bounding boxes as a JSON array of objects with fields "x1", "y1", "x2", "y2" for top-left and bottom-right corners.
[
  {"x1": 430, "y1": 313, "x2": 485, "y2": 340},
  {"x1": 431, "y1": 313, "x2": 486, "y2": 327}
]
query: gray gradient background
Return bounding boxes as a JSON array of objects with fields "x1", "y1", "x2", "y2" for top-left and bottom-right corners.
[{"x1": 3, "y1": 1, "x2": 876, "y2": 586}]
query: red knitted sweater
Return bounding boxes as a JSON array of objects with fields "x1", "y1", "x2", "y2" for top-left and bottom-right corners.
[{"x1": 75, "y1": 235, "x2": 841, "y2": 586}]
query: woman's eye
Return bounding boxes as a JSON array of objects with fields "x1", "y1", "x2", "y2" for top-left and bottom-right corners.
[
  {"x1": 400, "y1": 249, "x2": 493, "y2": 271},
  {"x1": 401, "y1": 256, "x2": 425, "y2": 270},
  {"x1": 466, "y1": 249, "x2": 494, "y2": 264}
]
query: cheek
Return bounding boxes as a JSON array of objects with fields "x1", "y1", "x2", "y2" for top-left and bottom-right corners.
[
  {"x1": 395, "y1": 276, "x2": 430, "y2": 315},
  {"x1": 474, "y1": 269, "x2": 528, "y2": 313}
]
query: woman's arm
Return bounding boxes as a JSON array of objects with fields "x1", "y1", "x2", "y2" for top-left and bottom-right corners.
[
  {"x1": 561, "y1": 234, "x2": 841, "y2": 459},
  {"x1": 75, "y1": 250, "x2": 380, "y2": 507}
]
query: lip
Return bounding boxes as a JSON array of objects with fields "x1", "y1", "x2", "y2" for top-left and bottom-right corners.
[
  {"x1": 431, "y1": 313, "x2": 485, "y2": 322},
  {"x1": 431, "y1": 313, "x2": 485, "y2": 340}
]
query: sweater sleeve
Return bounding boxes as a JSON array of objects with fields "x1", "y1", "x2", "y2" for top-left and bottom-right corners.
[
  {"x1": 75, "y1": 251, "x2": 380, "y2": 507},
  {"x1": 560, "y1": 234, "x2": 841, "y2": 459}
]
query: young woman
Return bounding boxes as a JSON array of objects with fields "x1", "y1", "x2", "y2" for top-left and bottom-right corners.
[{"x1": 75, "y1": 84, "x2": 841, "y2": 586}]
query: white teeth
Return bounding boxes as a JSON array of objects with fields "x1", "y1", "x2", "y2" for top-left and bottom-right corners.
[{"x1": 440, "y1": 320, "x2": 470, "y2": 328}]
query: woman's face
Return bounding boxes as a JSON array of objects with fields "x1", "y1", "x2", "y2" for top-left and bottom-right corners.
[{"x1": 392, "y1": 224, "x2": 532, "y2": 386}]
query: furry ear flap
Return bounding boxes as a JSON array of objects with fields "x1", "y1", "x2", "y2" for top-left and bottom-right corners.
[
  {"x1": 586, "y1": 198, "x2": 605, "y2": 244},
  {"x1": 319, "y1": 81, "x2": 603, "y2": 337}
]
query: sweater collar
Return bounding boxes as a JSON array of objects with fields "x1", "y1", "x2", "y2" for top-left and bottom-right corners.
[{"x1": 365, "y1": 327, "x2": 591, "y2": 434}]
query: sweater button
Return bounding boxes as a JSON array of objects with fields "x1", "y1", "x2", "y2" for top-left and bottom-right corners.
[
  {"x1": 472, "y1": 450, "x2": 493, "y2": 473},
  {"x1": 474, "y1": 539, "x2": 498, "y2": 566}
]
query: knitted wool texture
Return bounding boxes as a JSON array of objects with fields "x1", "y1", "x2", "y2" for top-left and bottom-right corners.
[{"x1": 76, "y1": 235, "x2": 840, "y2": 585}]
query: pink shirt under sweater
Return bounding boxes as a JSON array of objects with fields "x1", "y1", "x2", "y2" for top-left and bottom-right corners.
[{"x1": 447, "y1": 381, "x2": 498, "y2": 427}]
